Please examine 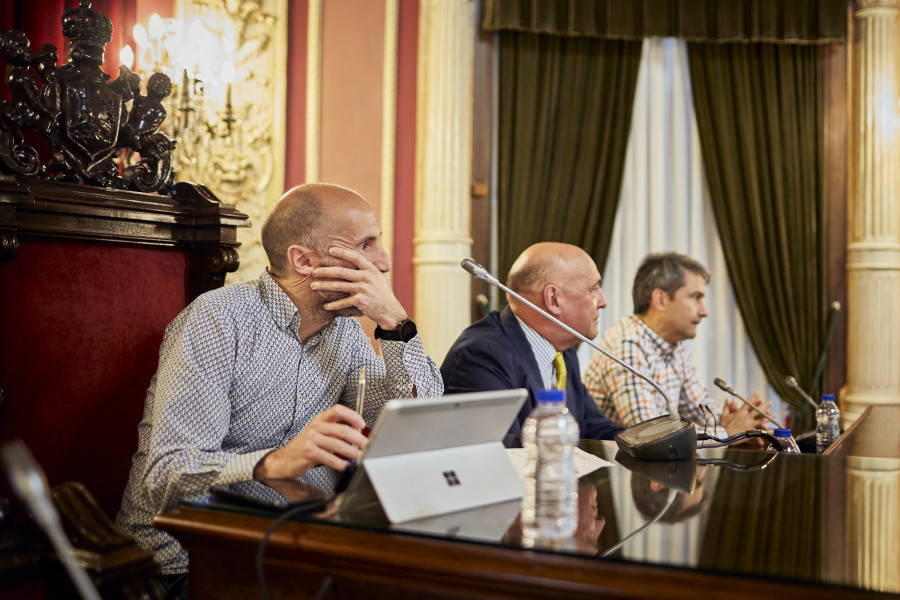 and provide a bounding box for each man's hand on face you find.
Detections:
[253,405,368,480]
[309,246,408,329]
